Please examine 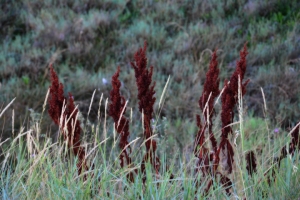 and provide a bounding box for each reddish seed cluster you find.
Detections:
[46,42,300,197]
[131,42,156,123]
[131,41,160,176]
[194,50,220,177]
[109,66,135,182]
[195,44,250,195]
[48,65,88,176]
[199,50,220,113]
[217,44,250,174]
[67,93,88,175]
[221,44,249,139]
[199,49,220,152]
[48,65,65,125]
